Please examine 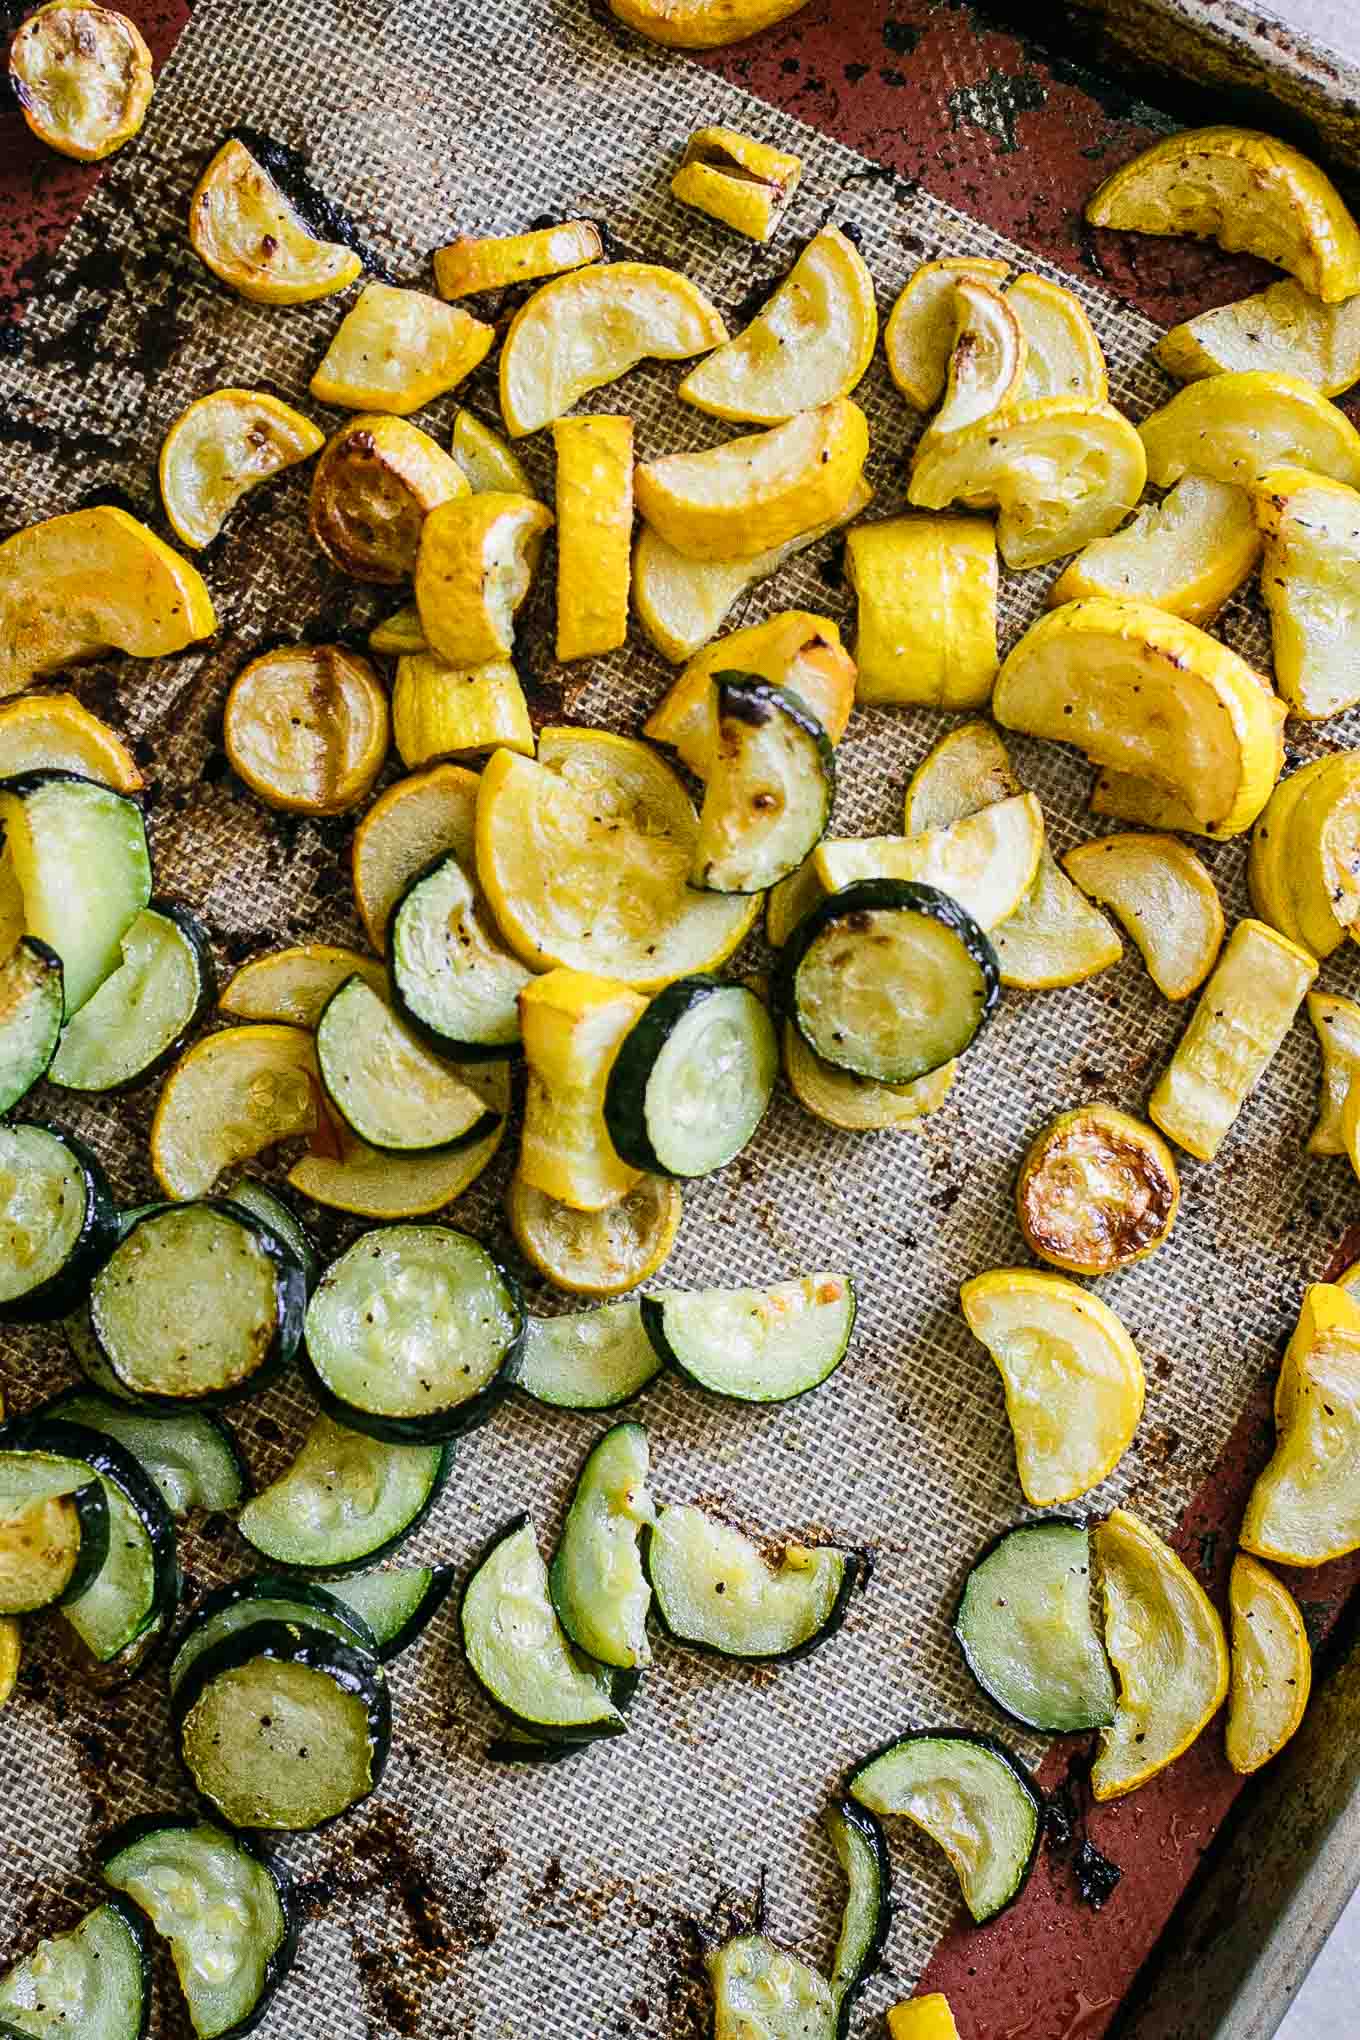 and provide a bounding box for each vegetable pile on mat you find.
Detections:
[5,4,1360,2032]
